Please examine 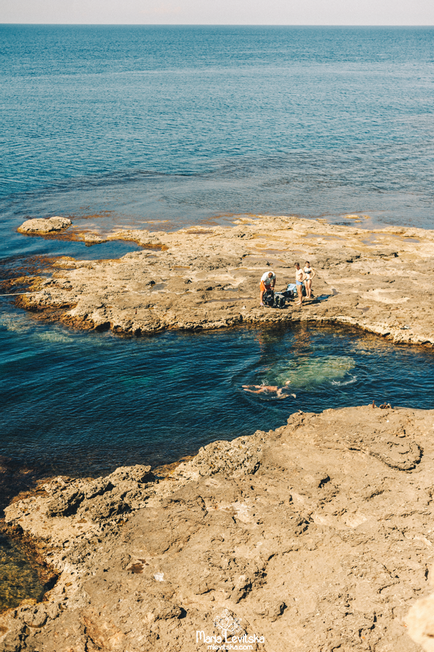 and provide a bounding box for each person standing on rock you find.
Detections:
[260,271,276,306]
[294,263,306,306]
[303,261,316,299]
